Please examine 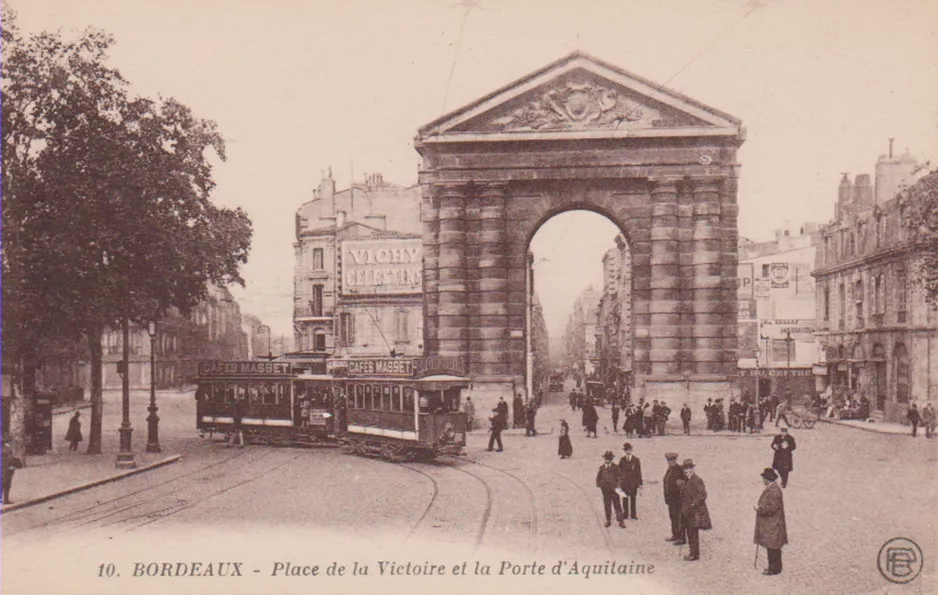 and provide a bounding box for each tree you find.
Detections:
[2,13,252,454]
[902,166,938,306]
